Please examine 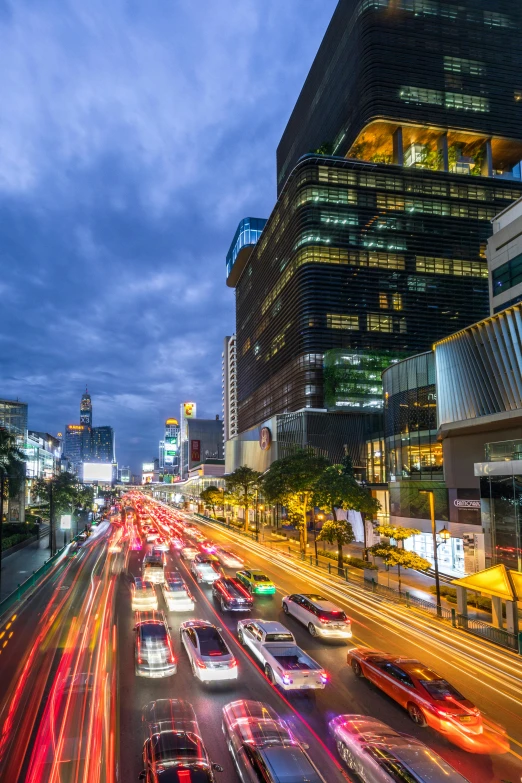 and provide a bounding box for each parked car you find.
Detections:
[282,593,352,639]
[131,578,158,612]
[237,619,328,691]
[222,699,327,782]
[329,714,471,782]
[191,554,221,584]
[180,619,238,684]
[347,648,490,751]
[162,572,195,612]
[134,611,176,678]
[236,569,275,595]
[212,577,253,612]
[141,698,223,782]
